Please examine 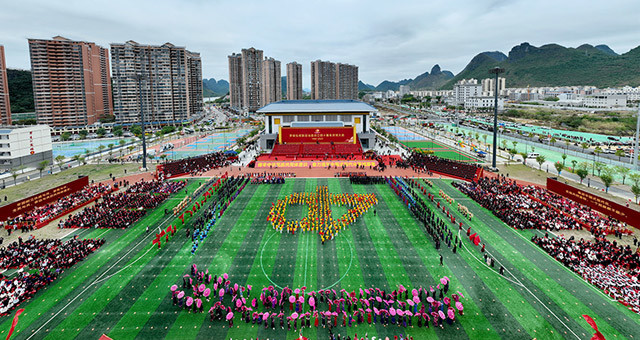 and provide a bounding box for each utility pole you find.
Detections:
[489,67,504,169]
[634,102,640,170]
[134,74,148,170]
